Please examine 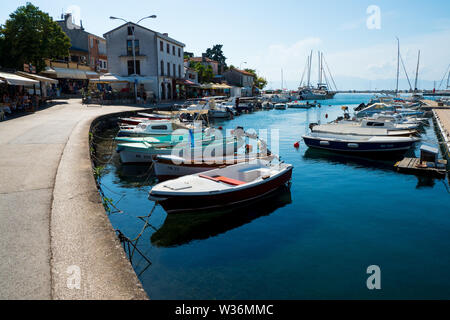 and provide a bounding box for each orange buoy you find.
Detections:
[294,141,300,148]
